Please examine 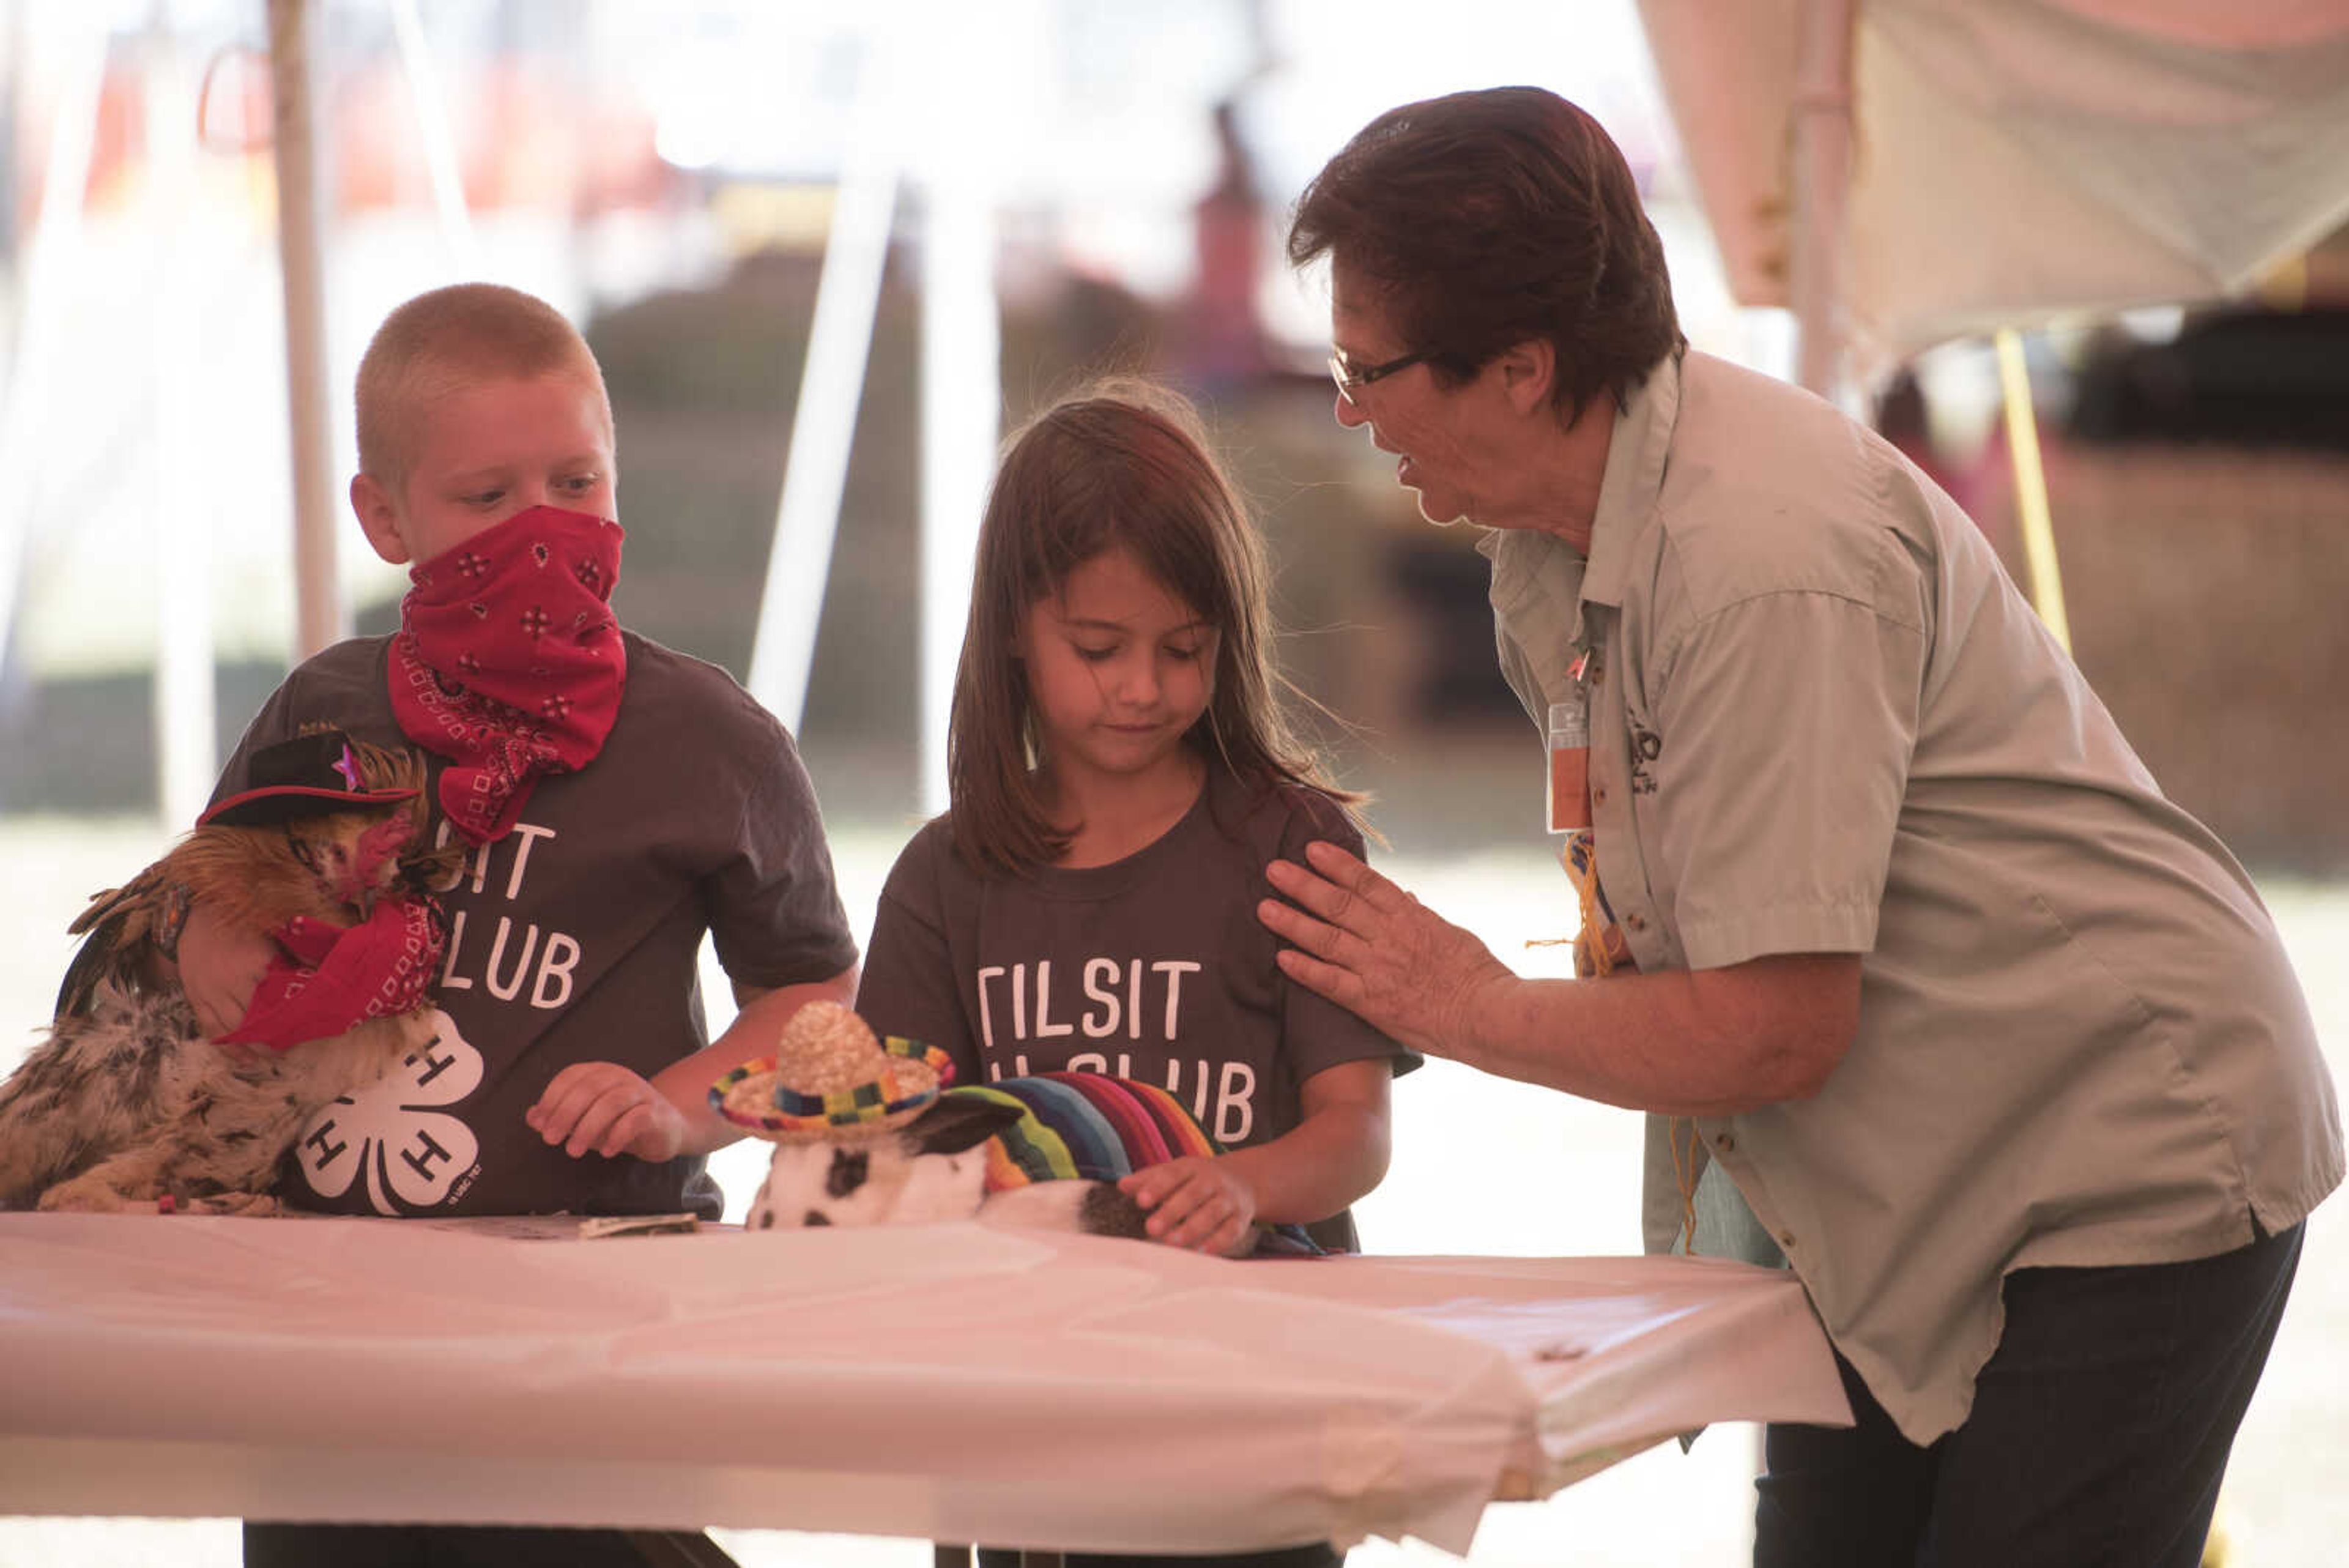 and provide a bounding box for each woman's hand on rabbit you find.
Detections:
[1261,839,1513,1060]
[1120,1156,1258,1257]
